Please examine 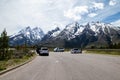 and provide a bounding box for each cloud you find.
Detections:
[0,0,120,35]
[109,0,117,6]
[64,2,105,21]
[92,2,104,10]
[0,0,76,35]
[64,6,88,21]
[111,19,120,26]
[88,13,97,17]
